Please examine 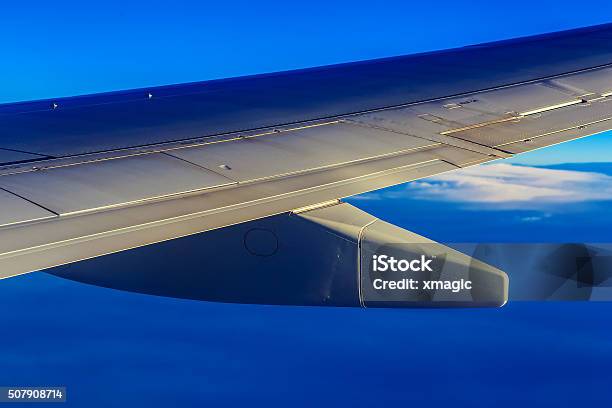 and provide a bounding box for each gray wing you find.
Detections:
[0,24,610,298]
